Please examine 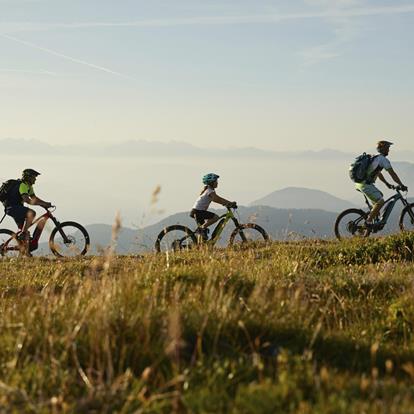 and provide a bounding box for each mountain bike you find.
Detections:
[155,206,269,252]
[334,186,414,240]
[0,206,90,257]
